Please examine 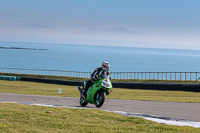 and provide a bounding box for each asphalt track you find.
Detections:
[1,92,200,122]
